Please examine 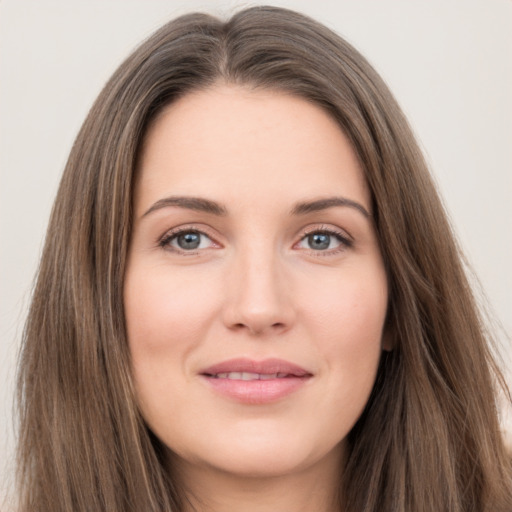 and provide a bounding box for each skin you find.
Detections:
[124,84,389,512]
